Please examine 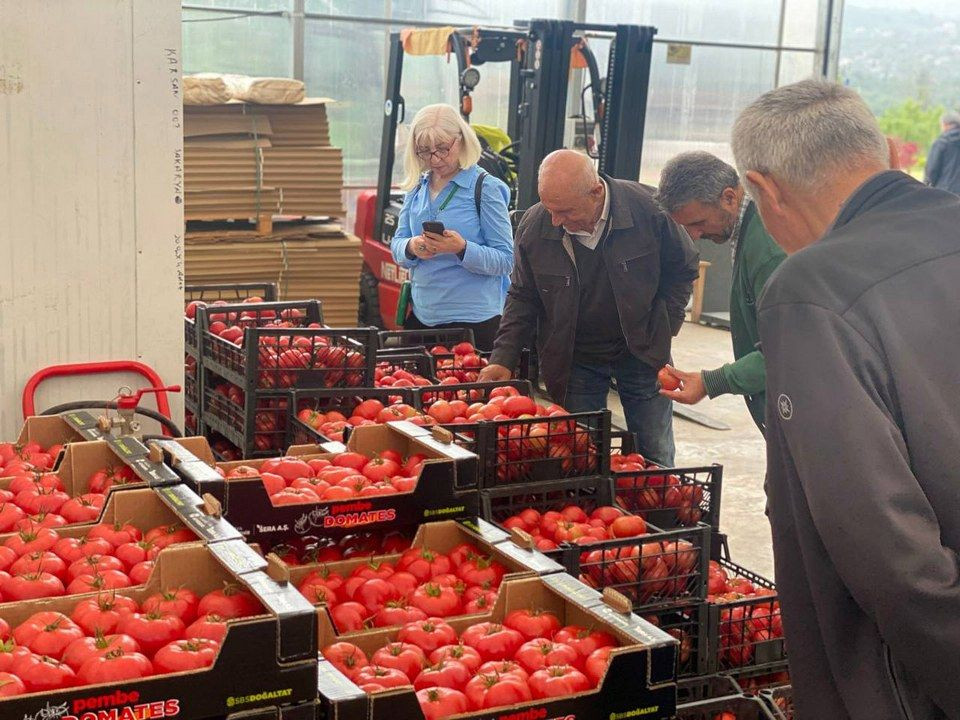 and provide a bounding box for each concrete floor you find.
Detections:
[606,321,775,580]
